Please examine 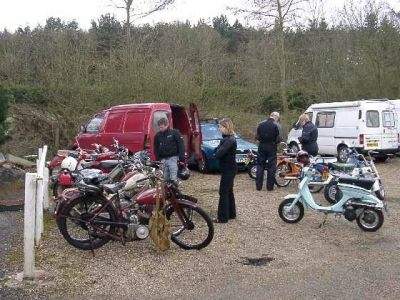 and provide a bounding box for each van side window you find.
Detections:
[366,110,379,128]
[86,115,104,133]
[104,112,125,133]
[316,112,335,128]
[124,111,145,132]
[152,110,169,132]
[382,110,395,127]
